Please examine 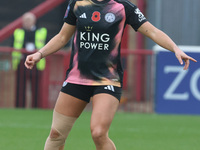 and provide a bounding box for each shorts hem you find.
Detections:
[60,88,90,103]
